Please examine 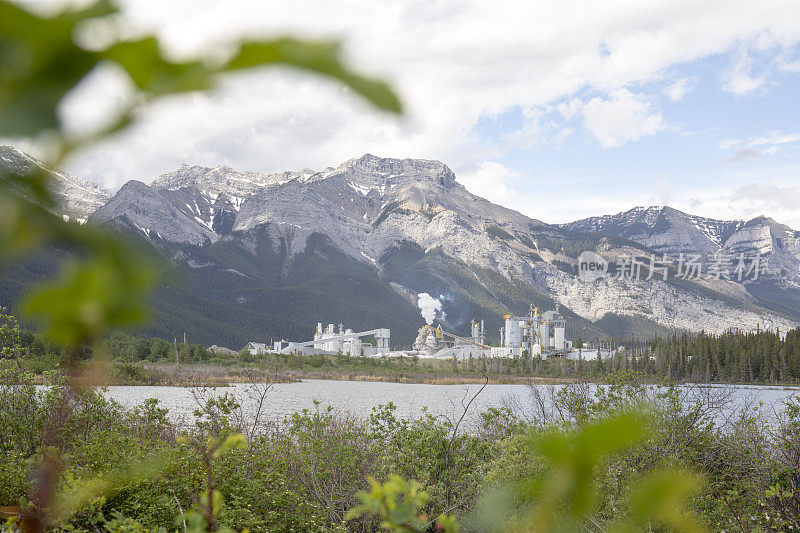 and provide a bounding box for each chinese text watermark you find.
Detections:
[577,251,763,282]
